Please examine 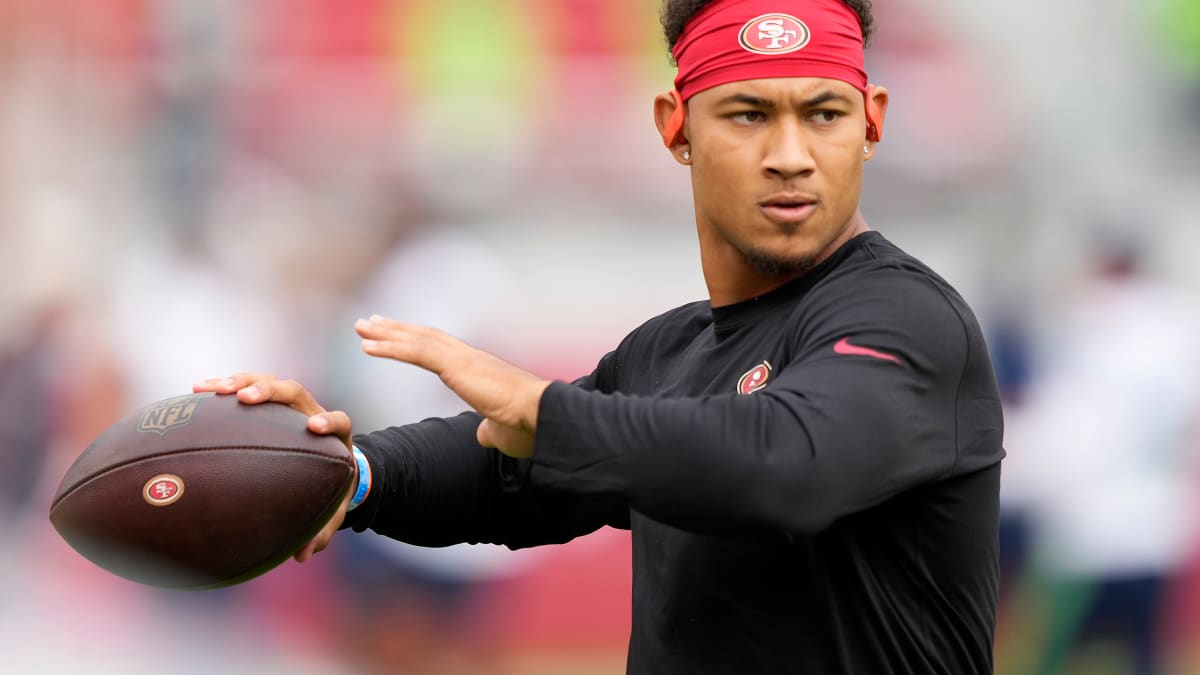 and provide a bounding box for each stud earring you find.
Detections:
[682,151,690,161]
[864,145,870,154]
